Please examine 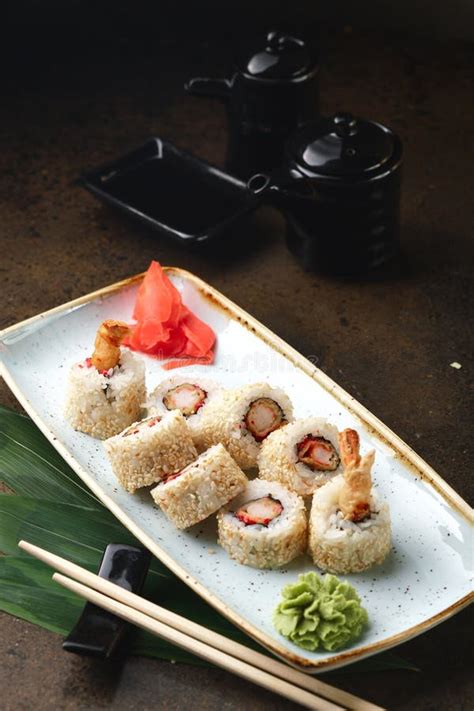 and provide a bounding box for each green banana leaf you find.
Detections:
[0,407,100,507]
[0,405,418,673]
